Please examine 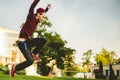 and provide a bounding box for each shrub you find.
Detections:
[96,73,106,79]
